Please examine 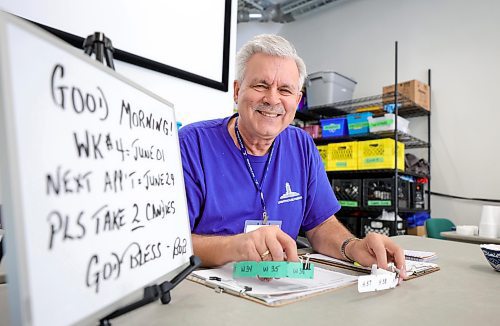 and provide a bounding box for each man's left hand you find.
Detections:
[347,232,407,281]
